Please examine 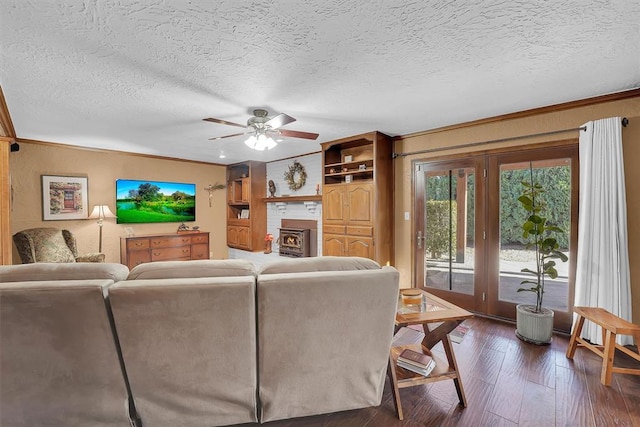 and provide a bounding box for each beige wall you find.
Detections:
[9,142,228,263]
[394,96,640,323]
